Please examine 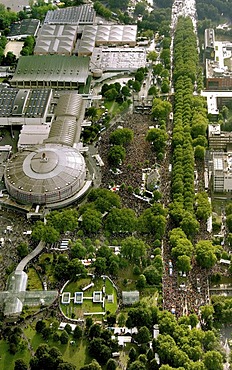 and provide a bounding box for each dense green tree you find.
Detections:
[121,236,146,262]
[57,363,76,370]
[151,98,172,121]
[109,128,133,146]
[81,209,102,234]
[47,209,78,233]
[14,359,28,370]
[94,257,107,275]
[146,128,168,153]
[136,274,146,289]
[195,192,212,221]
[203,350,223,370]
[176,255,191,272]
[108,145,126,167]
[73,325,82,340]
[70,241,86,259]
[68,258,86,280]
[194,145,205,160]
[126,306,152,328]
[136,326,151,344]
[106,359,117,370]
[60,330,69,345]
[104,88,118,101]
[148,85,158,96]
[171,237,193,259]
[17,242,29,258]
[143,265,162,285]
[132,80,141,92]
[200,305,214,327]
[153,63,163,76]
[180,212,199,239]
[89,324,101,340]
[161,80,170,93]
[42,225,60,244]
[93,1,112,19]
[128,360,146,370]
[80,359,101,370]
[195,241,217,269]
[87,188,121,213]
[31,3,56,21]
[105,208,137,234]
[147,50,158,62]
[35,320,46,334]
[226,214,232,232]
[135,70,145,83]
[138,208,166,238]
[41,327,52,340]
[129,347,137,362]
